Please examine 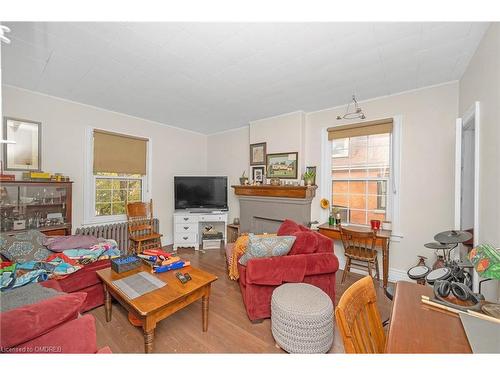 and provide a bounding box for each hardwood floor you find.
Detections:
[88,246,393,353]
